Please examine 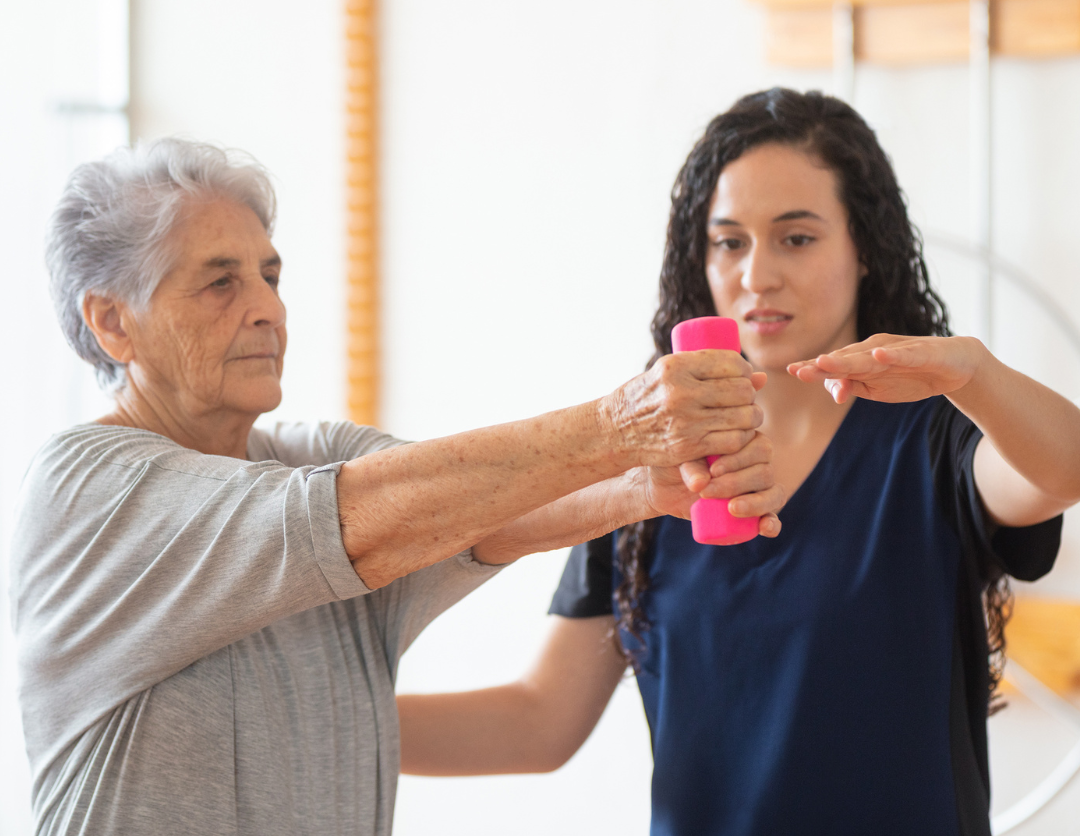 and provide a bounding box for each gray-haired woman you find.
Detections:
[10,138,783,836]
